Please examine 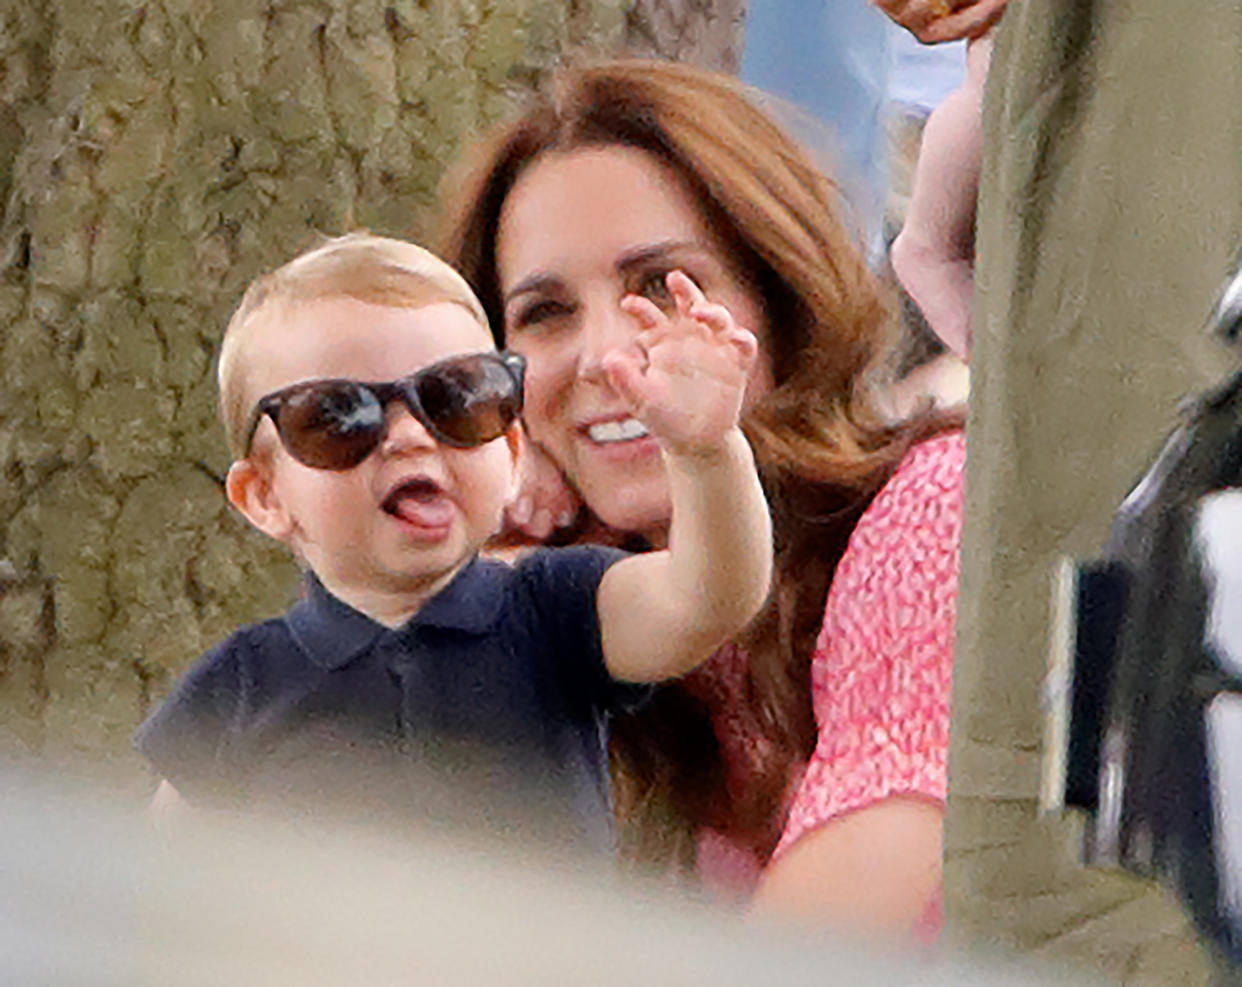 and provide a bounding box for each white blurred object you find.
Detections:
[1198,493,1242,928]
[1207,695,1242,927]
[1197,490,1242,677]
[0,766,1102,986]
